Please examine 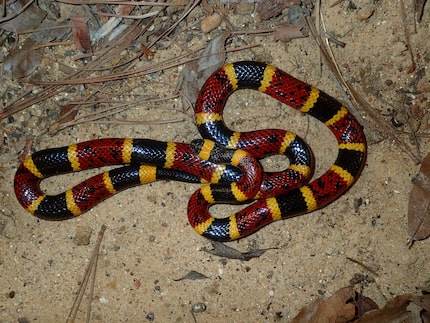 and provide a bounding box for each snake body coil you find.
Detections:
[14,61,366,241]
